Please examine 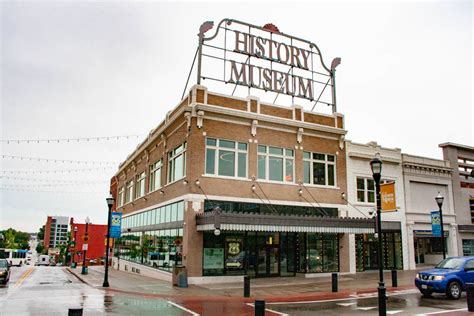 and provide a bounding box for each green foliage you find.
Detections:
[37,225,45,241]
[36,243,44,254]
[0,228,30,250]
